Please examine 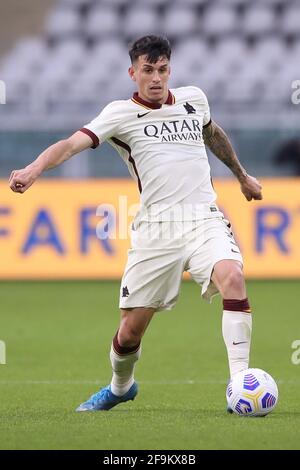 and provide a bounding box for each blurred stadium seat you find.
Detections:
[96,0,131,7]
[202,5,238,38]
[281,5,300,39]
[44,8,82,41]
[85,7,121,41]
[241,4,277,38]
[162,6,199,40]
[60,0,92,6]
[122,7,161,40]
